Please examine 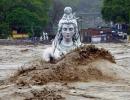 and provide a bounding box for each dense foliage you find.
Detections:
[101,0,130,23]
[0,0,51,38]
